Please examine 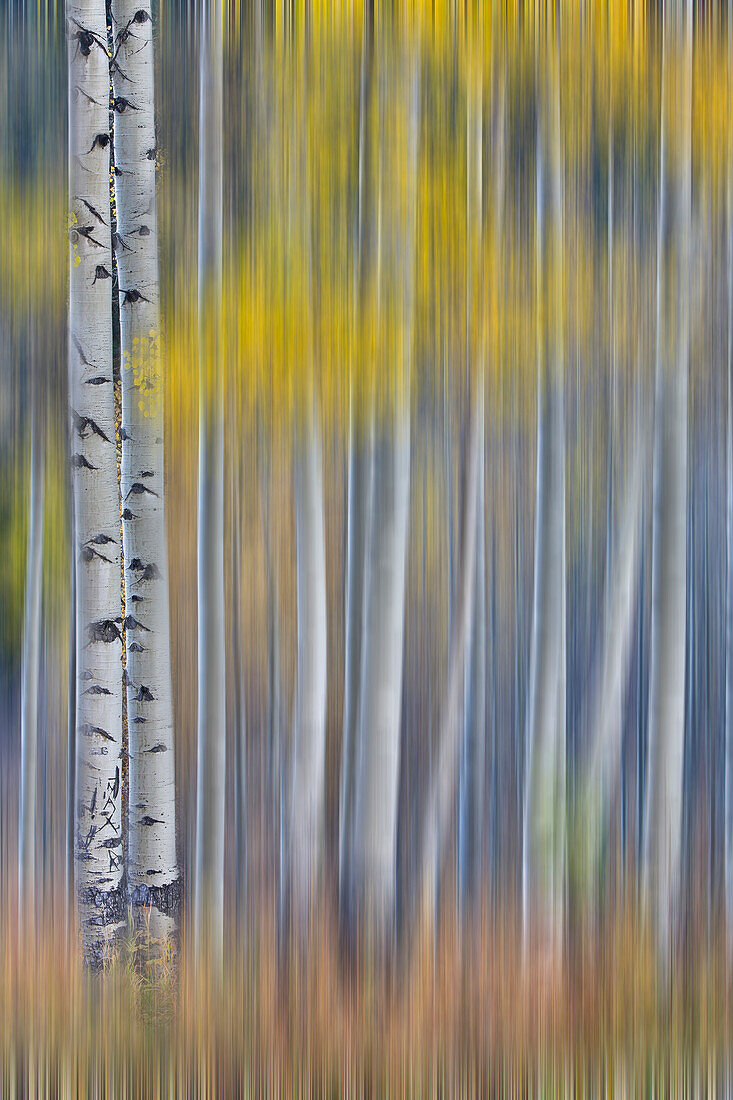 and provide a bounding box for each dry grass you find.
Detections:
[3,889,733,1095]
